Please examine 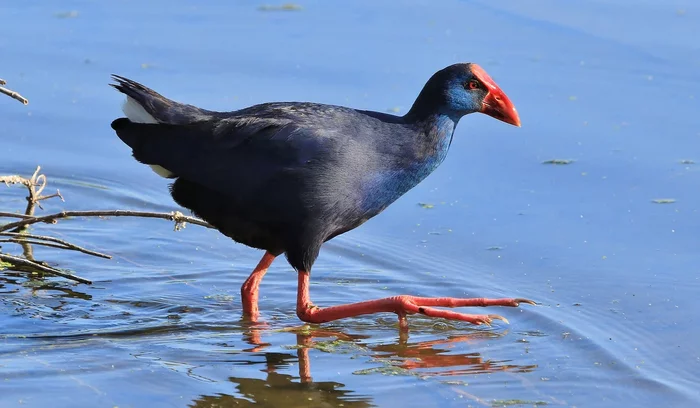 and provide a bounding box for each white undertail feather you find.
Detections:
[122,96,175,178]
[147,164,175,178]
[122,96,158,124]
